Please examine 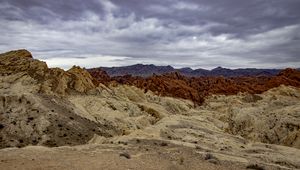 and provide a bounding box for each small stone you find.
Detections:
[119,152,131,159]
[160,142,168,146]
[246,164,265,170]
[204,153,214,160]
[208,159,219,164]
